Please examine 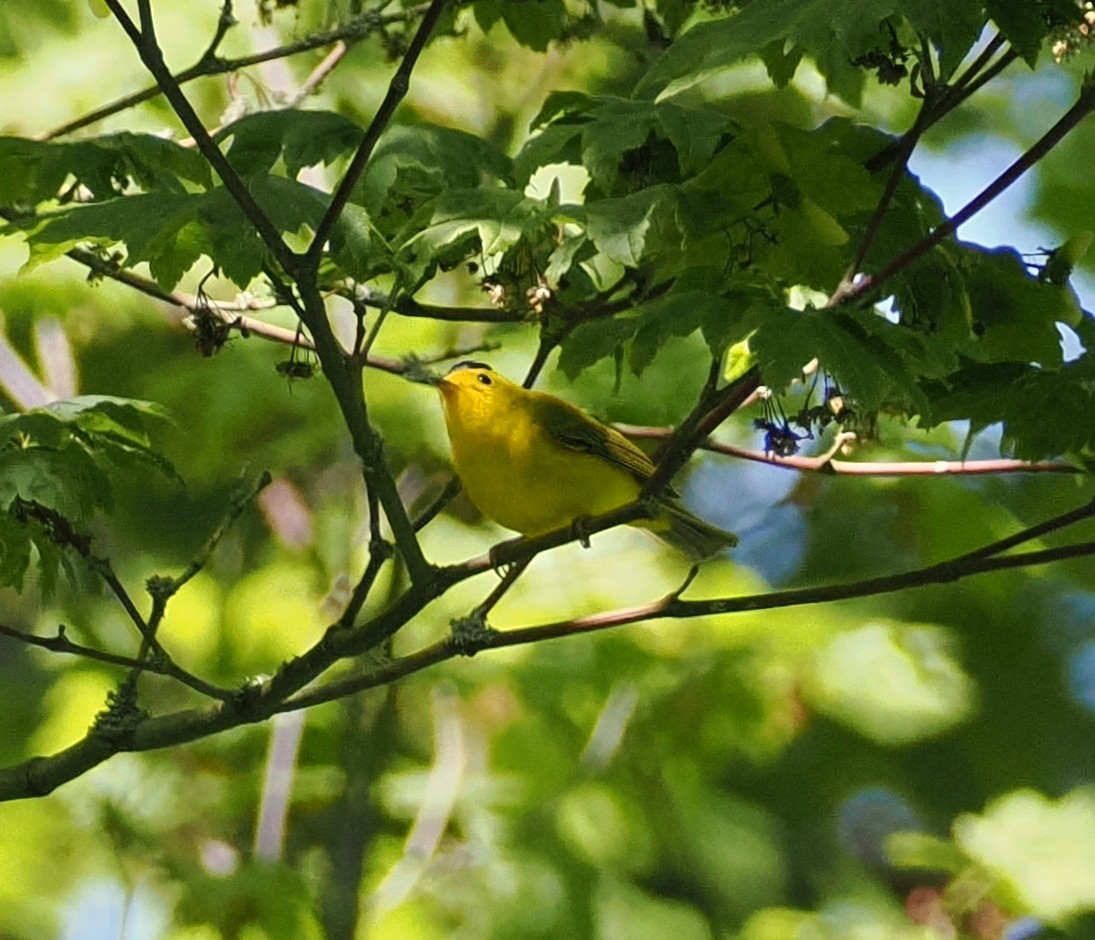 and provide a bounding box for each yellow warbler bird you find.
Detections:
[433,361,736,559]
